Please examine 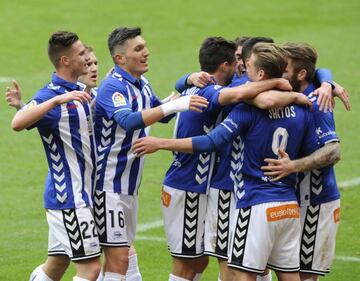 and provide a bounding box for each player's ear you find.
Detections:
[59,55,70,66]
[113,53,126,65]
[297,69,307,81]
[258,69,265,80]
